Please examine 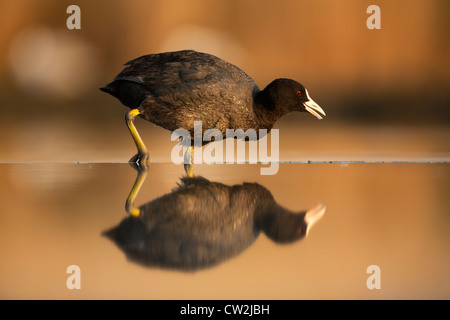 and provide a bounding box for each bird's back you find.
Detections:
[101,50,260,133]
